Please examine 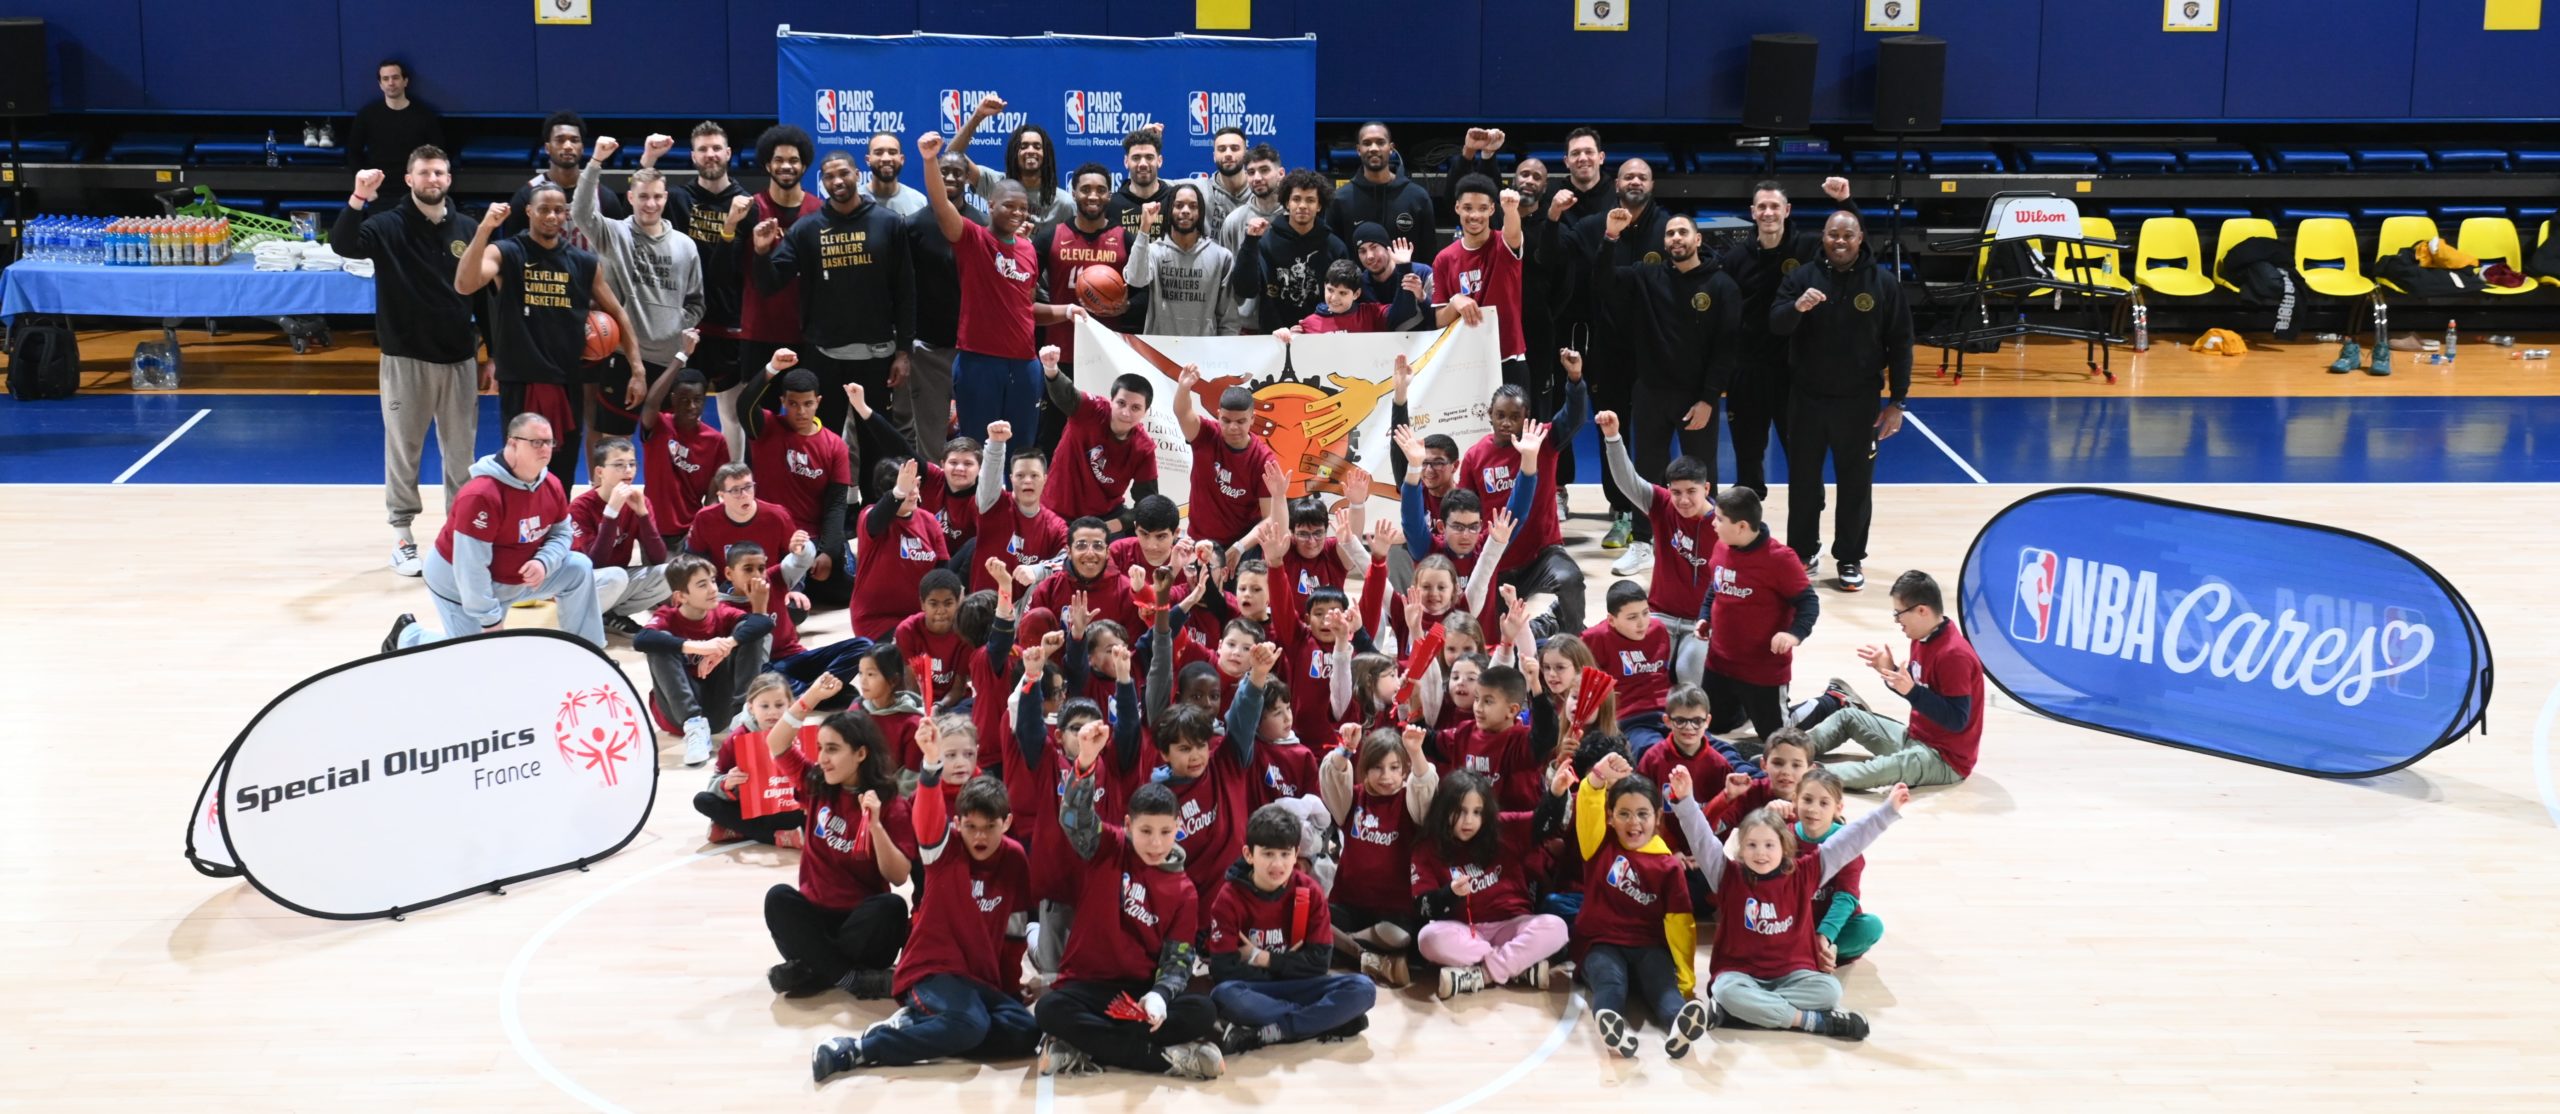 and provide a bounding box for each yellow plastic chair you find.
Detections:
[2048,217,2134,293]
[2371,215,2441,293]
[2543,221,2557,289]
[2134,217,2214,297]
[2294,218,2377,298]
[2212,218,2278,292]
[2455,217,2532,296]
